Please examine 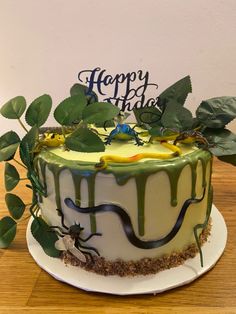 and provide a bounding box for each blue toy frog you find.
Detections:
[105,123,143,146]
